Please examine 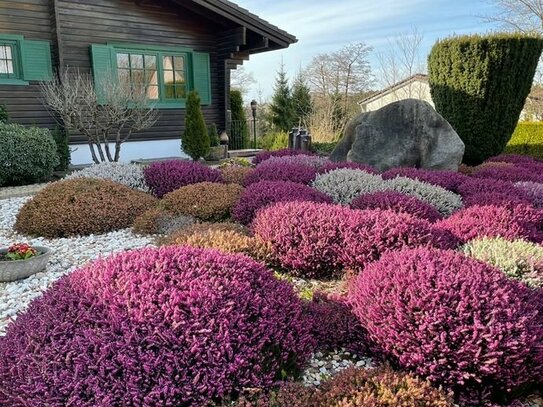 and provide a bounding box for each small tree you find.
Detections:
[183,90,209,160]
[230,89,249,148]
[0,104,8,123]
[270,63,295,132]
[428,33,543,164]
[208,123,220,147]
[41,68,159,163]
[292,72,313,126]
